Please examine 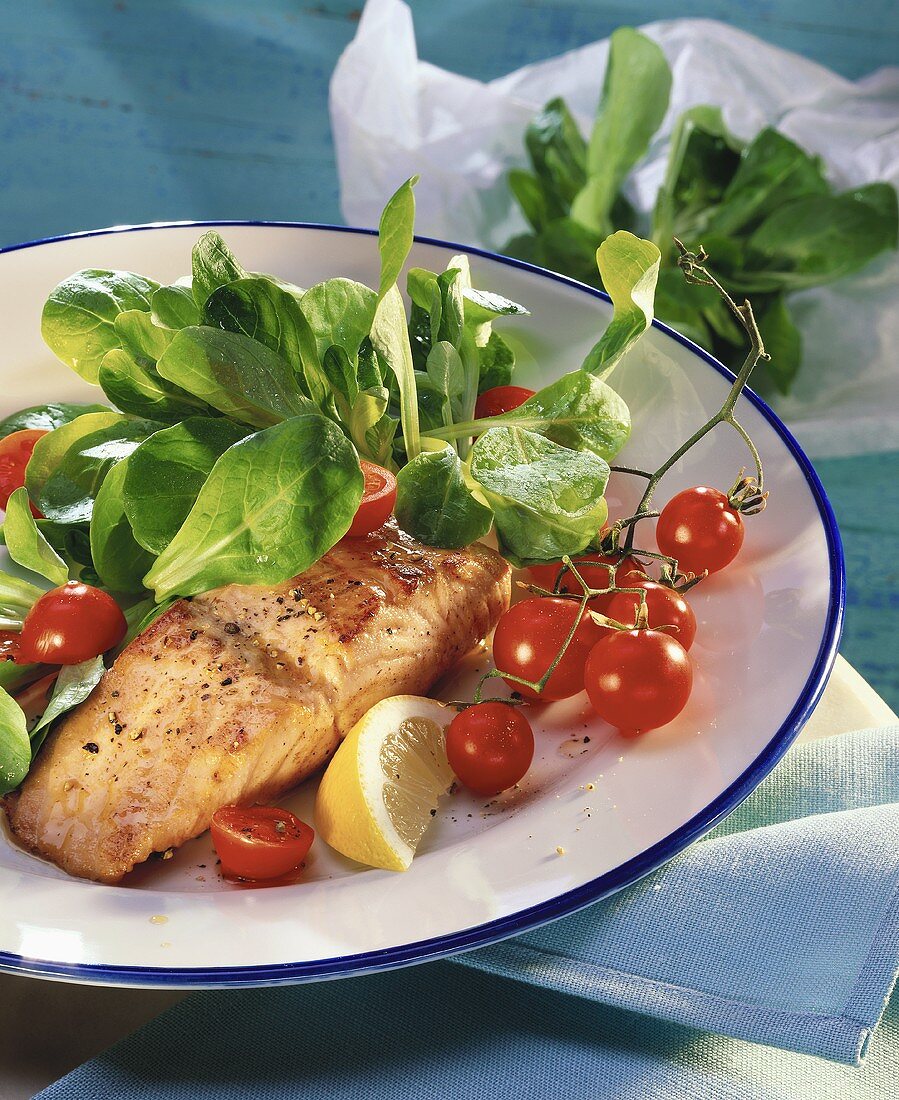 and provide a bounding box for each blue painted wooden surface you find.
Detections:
[0,0,896,708]
[815,453,899,710]
[1,0,898,250]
